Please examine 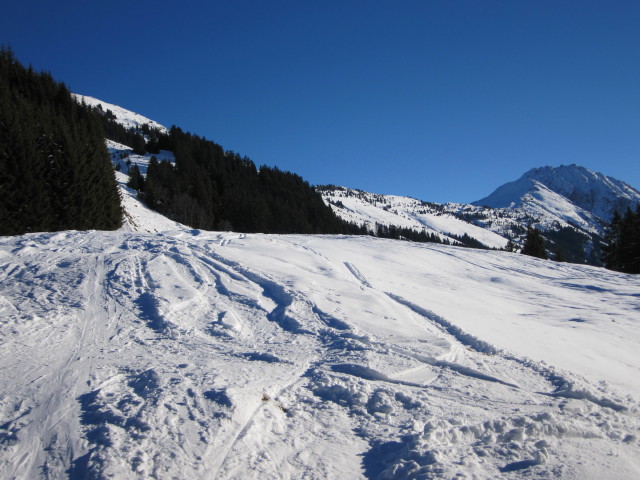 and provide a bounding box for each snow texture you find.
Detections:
[1,178,639,479]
